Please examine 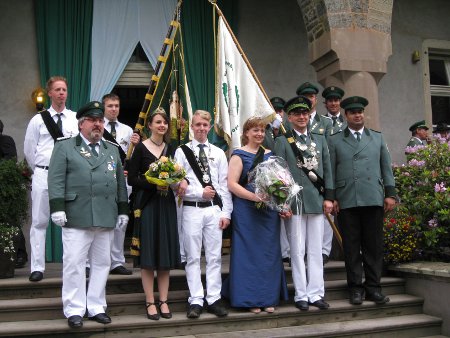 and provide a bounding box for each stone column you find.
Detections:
[298,0,394,130]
